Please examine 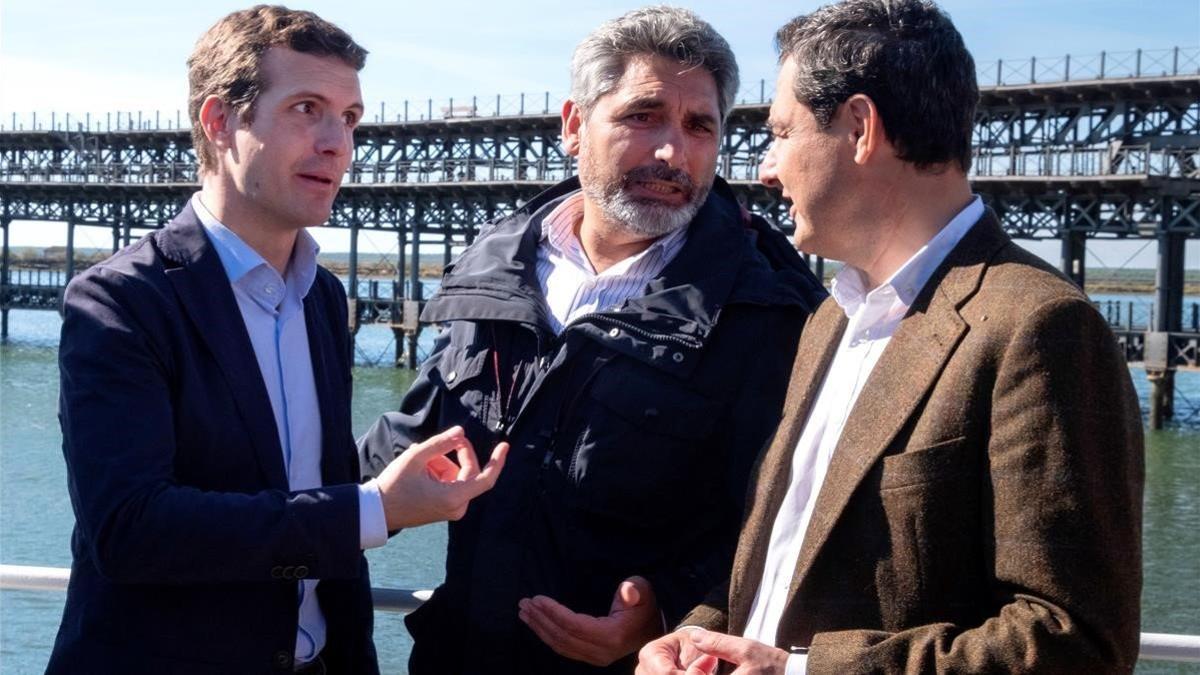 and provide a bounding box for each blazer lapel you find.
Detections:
[159,206,290,491]
[306,283,351,485]
[727,299,846,632]
[781,212,1007,608]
